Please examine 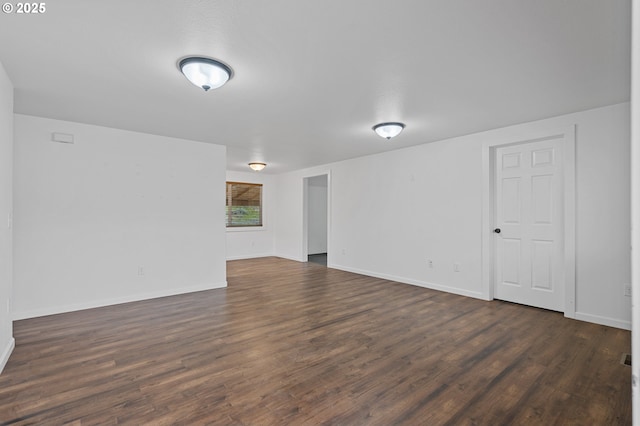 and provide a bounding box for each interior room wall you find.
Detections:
[307,175,328,255]
[0,61,14,373]
[225,170,276,260]
[275,102,631,329]
[12,114,227,320]
[631,4,639,417]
